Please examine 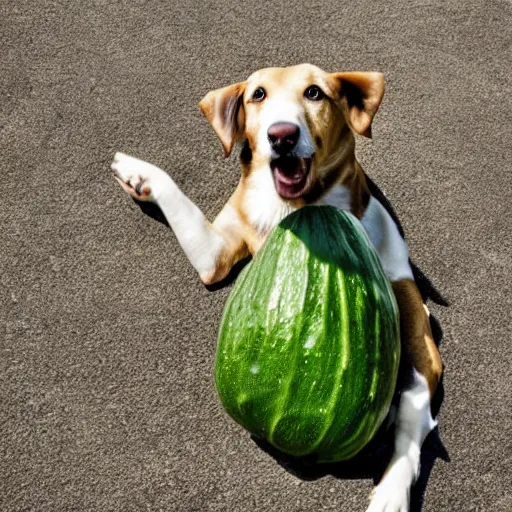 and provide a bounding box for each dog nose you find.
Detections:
[267,122,300,155]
